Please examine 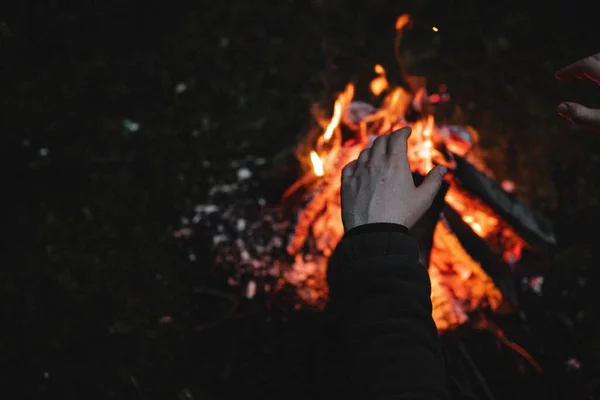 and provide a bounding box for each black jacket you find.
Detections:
[327,223,449,400]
